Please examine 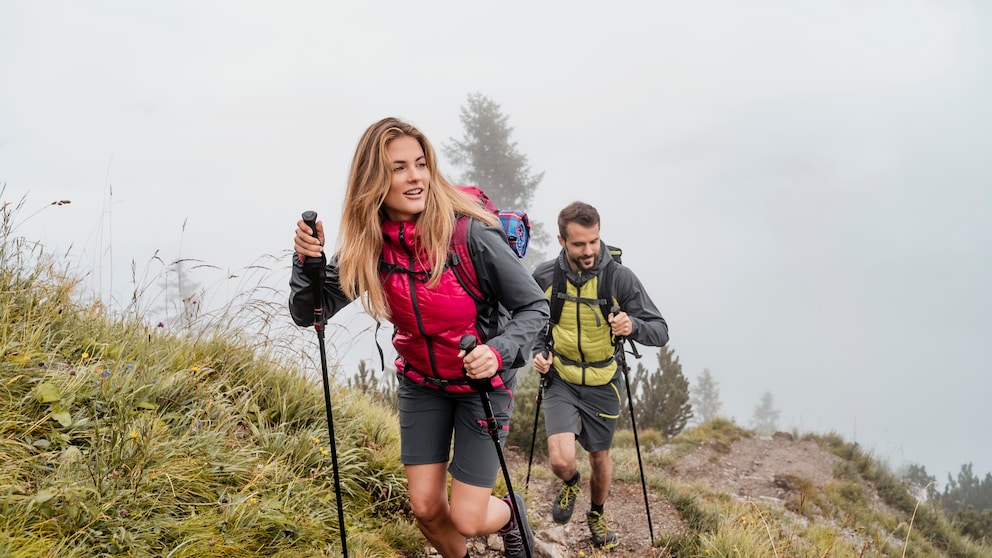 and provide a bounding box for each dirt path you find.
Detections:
[424,432,841,557]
